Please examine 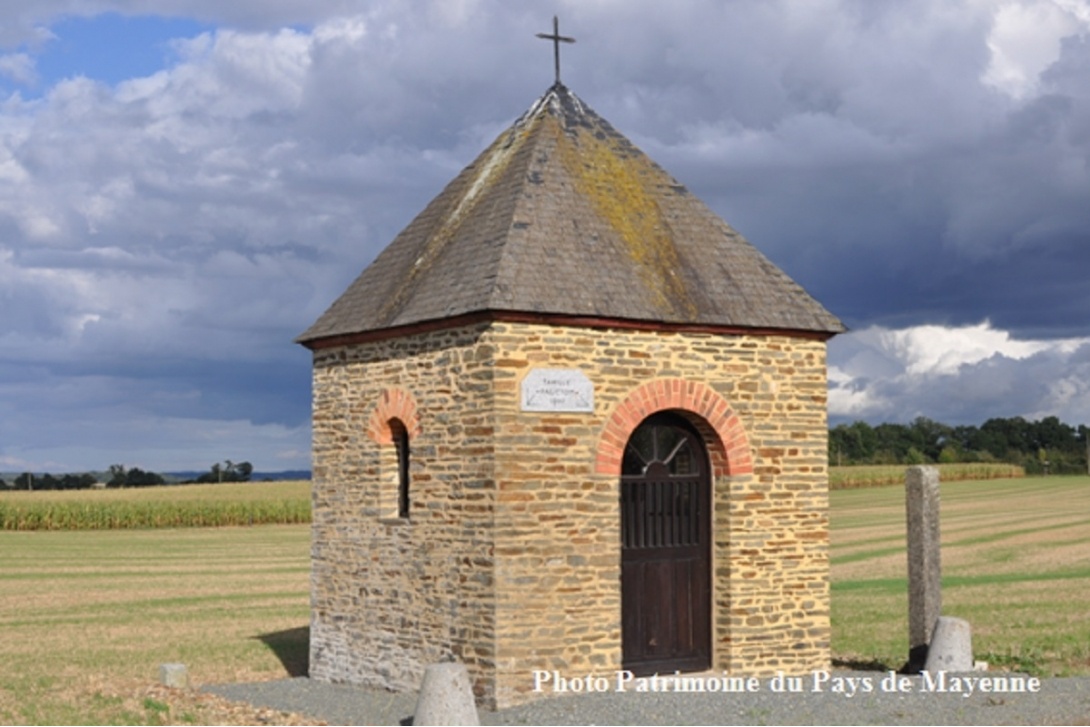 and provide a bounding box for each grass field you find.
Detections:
[0,525,311,724]
[0,475,1087,723]
[832,475,1090,675]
